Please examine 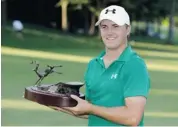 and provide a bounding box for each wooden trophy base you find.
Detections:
[24,82,85,107]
